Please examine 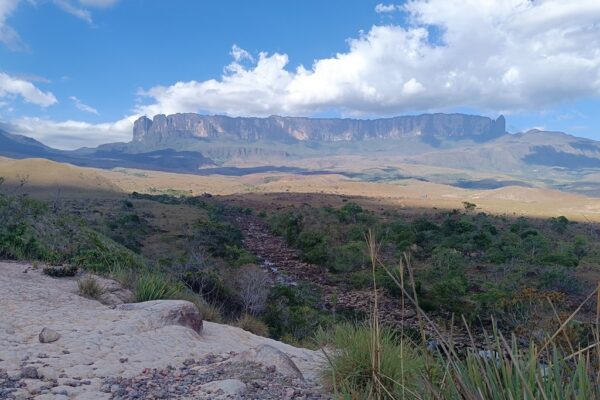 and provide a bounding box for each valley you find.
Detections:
[2,113,600,399]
